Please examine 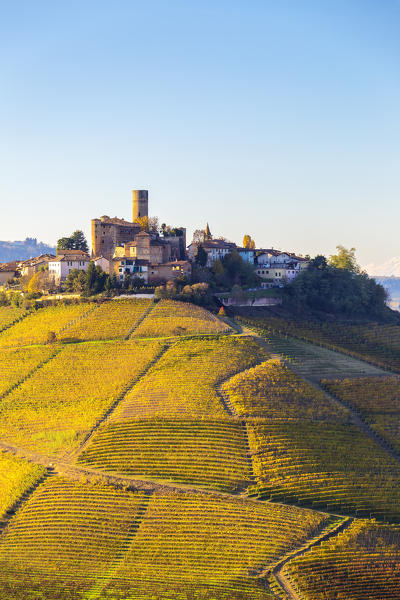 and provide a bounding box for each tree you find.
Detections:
[46,331,57,344]
[57,230,88,253]
[104,275,111,295]
[136,216,159,233]
[27,272,42,294]
[243,235,256,249]
[192,229,206,244]
[84,262,97,296]
[83,263,107,296]
[285,254,388,317]
[70,230,89,252]
[310,255,328,270]
[195,244,208,267]
[210,250,257,290]
[328,246,360,273]
[161,224,184,237]
[66,269,85,293]
[57,237,74,251]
